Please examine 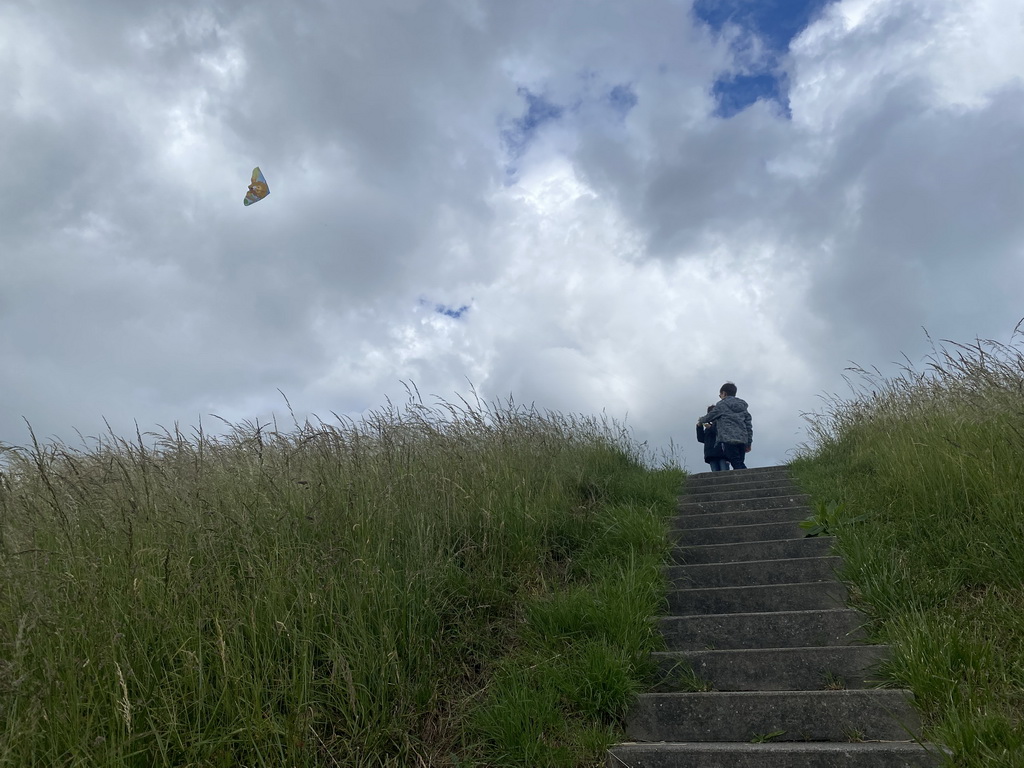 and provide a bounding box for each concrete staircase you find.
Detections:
[607,466,945,767]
